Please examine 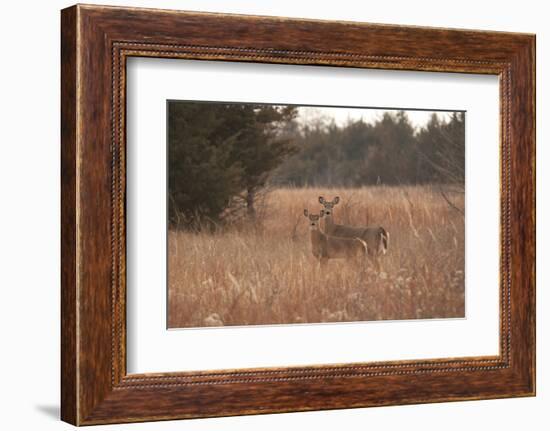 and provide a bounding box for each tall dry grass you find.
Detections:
[168,186,464,328]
